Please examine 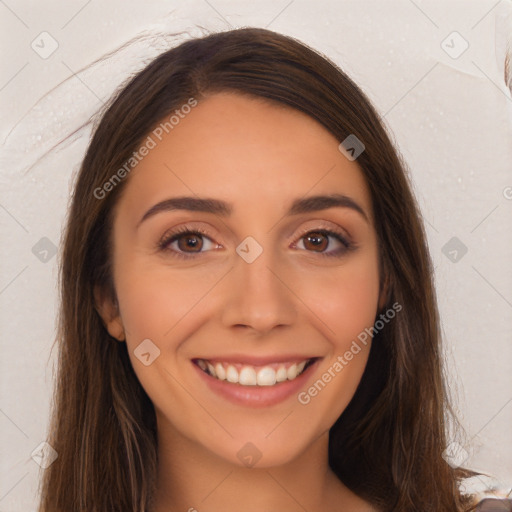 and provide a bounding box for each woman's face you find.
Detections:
[100,92,384,468]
